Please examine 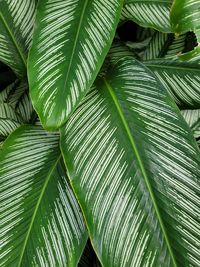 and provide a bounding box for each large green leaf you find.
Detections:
[28,0,123,130]
[0,0,36,77]
[0,126,87,266]
[61,59,200,266]
[122,0,172,32]
[145,60,200,108]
